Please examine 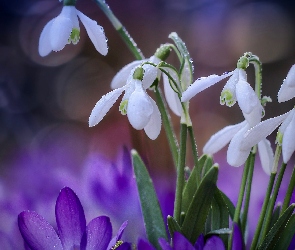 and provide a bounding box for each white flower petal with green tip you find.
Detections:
[278,80,295,103]
[282,111,295,163]
[181,71,233,102]
[144,97,162,140]
[220,70,238,107]
[227,125,251,167]
[163,74,182,116]
[240,110,291,150]
[76,10,108,56]
[127,81,153,130]
[111,61,143,89]
[50,14,73,52]
[89,86,125,127]
[203,121,246,155]
[39,19,54,57]
[258,139,274,175]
